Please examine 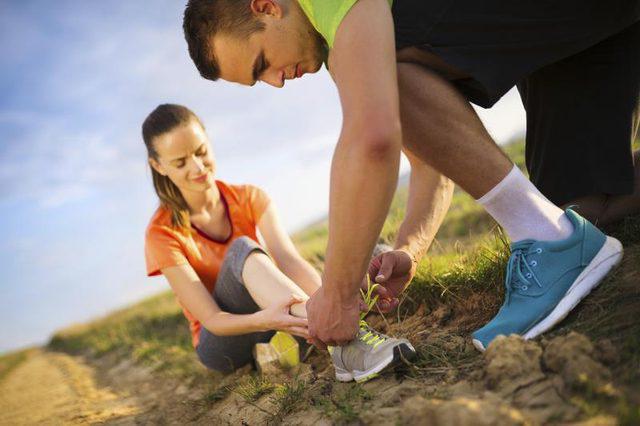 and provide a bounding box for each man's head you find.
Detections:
[183,0,327,87]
